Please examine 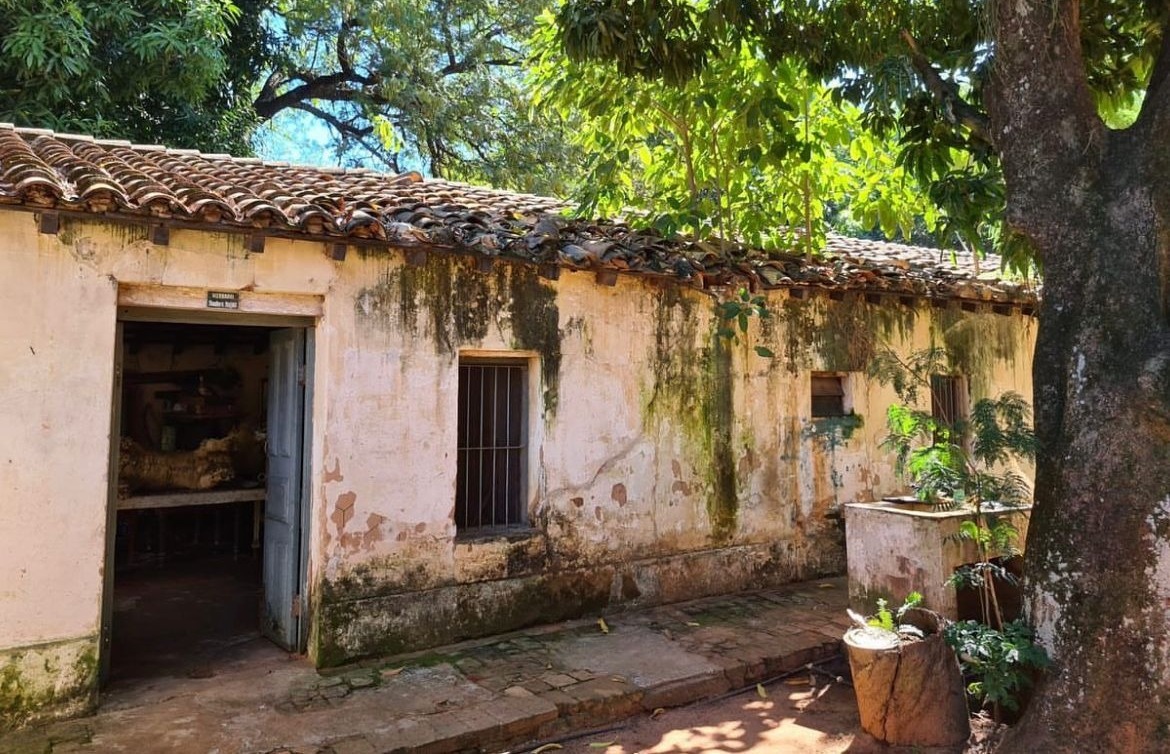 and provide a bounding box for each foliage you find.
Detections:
[869,347,1036,511]
[0,0,582,191]
[258,0,582,190]
[0,0,271,154]
[530,14,939,254]
[873,345,1046,715]
[944,618,1050,714]
[549,1,1161,271]
[871,345,1035,619]
[867,591,923,633]
[715,288,773,358]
